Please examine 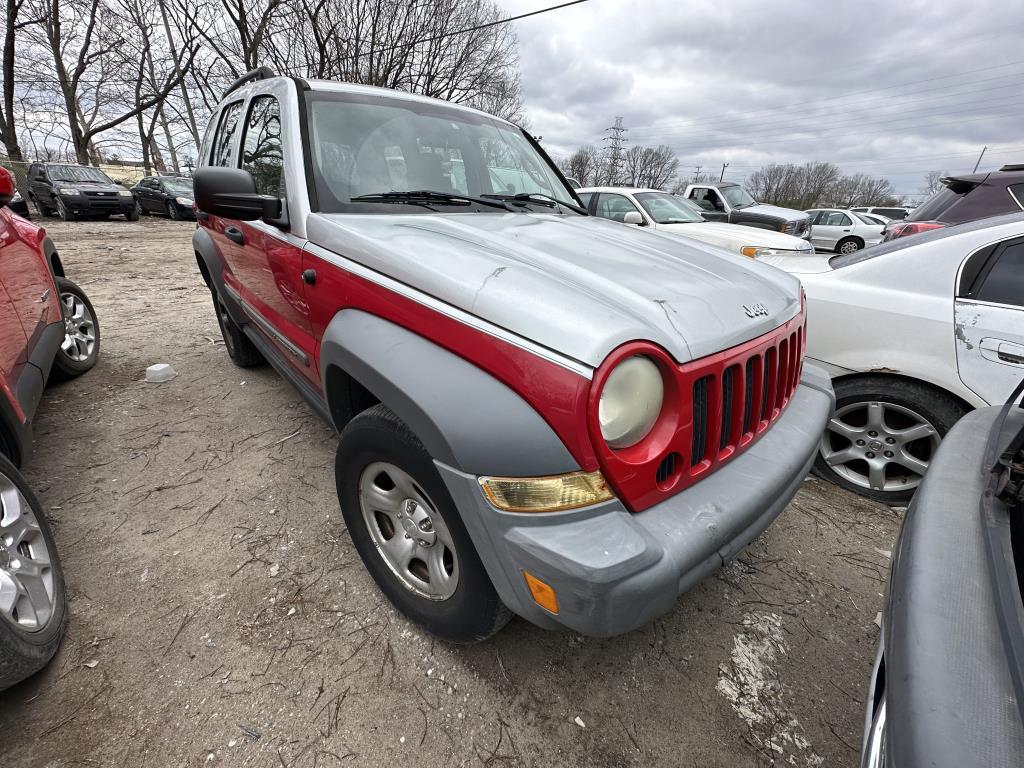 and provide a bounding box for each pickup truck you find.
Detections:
[681,182,811,239]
